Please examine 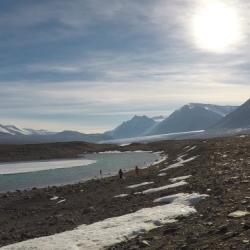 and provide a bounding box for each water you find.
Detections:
[0,151,161,192]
